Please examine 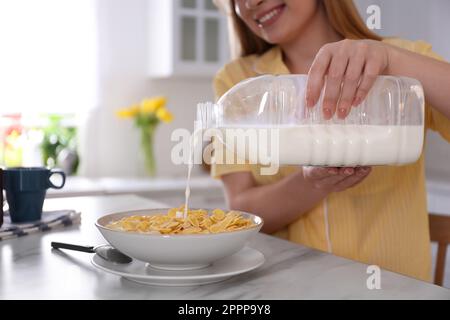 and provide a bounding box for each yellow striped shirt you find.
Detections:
[211,38,450,282]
